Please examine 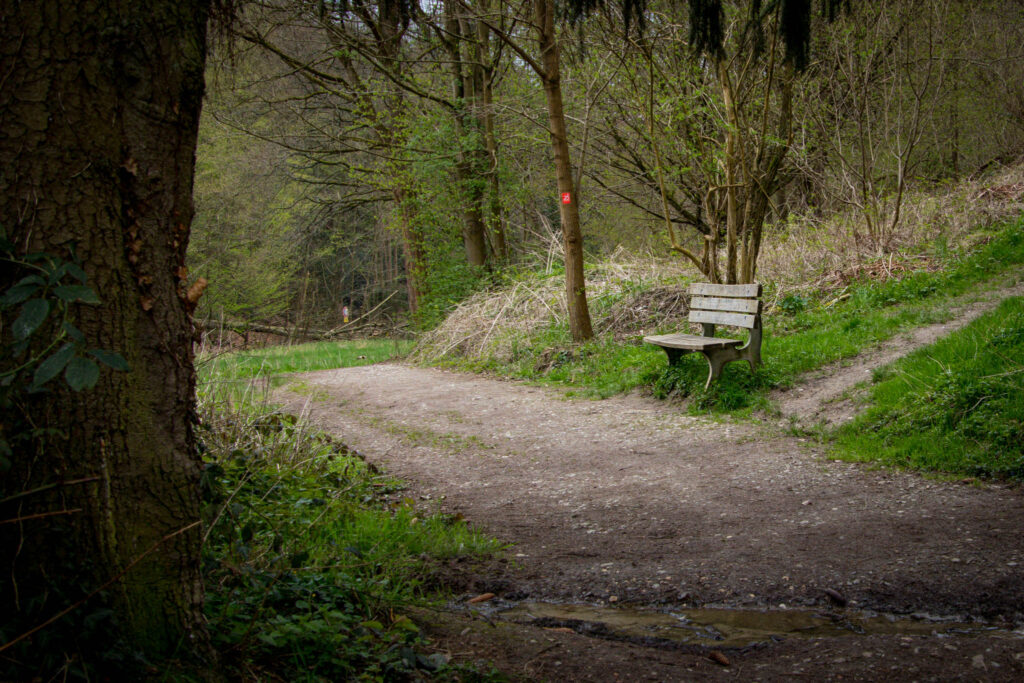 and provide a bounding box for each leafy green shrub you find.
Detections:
[0,236,129,464]
[416,257,490,331]
[779,293,809,314]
